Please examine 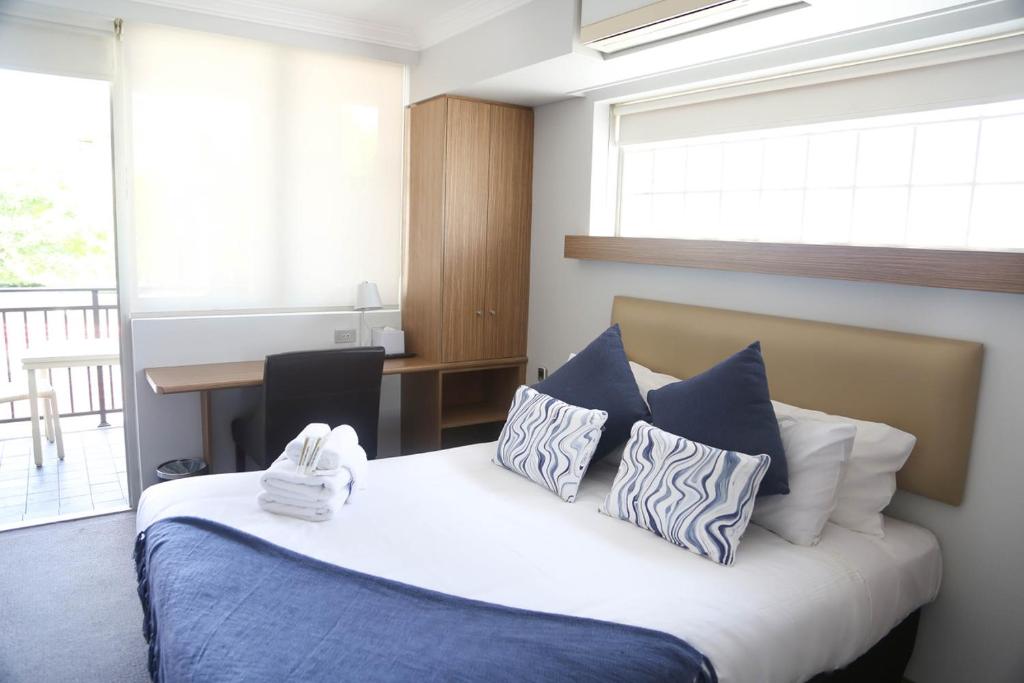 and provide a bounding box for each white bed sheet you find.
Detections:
[137,441,941,683]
